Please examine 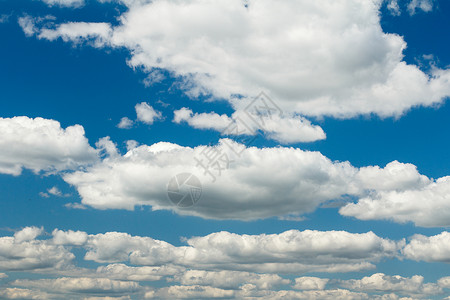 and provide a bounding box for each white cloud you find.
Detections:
[52,229,88,246]
[149,285,234,299]
[41,0,85,8]
[0,227,74,271]
[402,232,450,263]
[173,107,326,144]
[48,186,63,196]
[18,16,38,37]
[135,102,162,125]
[339,273,441,296]
[23,0,450,118]
[38,21,112,46]
[340,176,450,227]
[407,0,435,15]
[242,288,370,300]
[356,160,431,192]
[65,202,88,210]
[82,229,400,274]
[63,138,359,217]
[13,277,140,294]
[293,277,329,290]
[4,228,450,300]
[0,273,7,279]
[438,276,450,288]
[63,138,435,221]
[172,270,289,290]
[386,0,401,16]
[148,285,370,300]
[83,297,131,300]
[40,186,70,198]
[0,287,50,300]
[0,116,98,176]
[173,107,233,131]
[96,136,119,158]
[96,264,182,282]
[14,227,43,243]
[125,140,139,151]
[117,117,133,129]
